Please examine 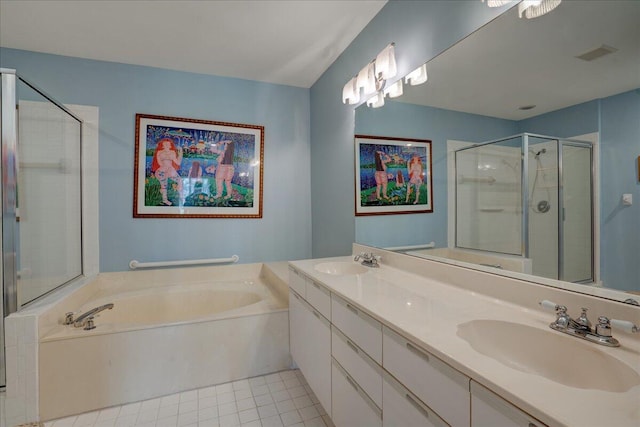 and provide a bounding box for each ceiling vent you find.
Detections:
[576,45,618,62]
